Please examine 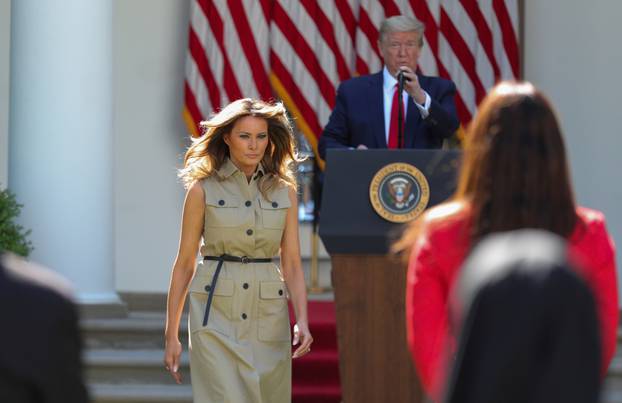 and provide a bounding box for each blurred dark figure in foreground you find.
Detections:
[444,230,601,403]
[0,252,89,403]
